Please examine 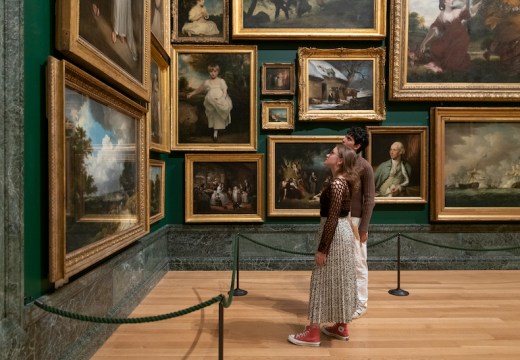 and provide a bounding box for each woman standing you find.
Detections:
[288,143,359,347]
